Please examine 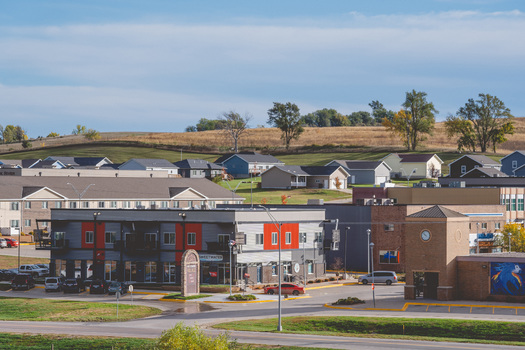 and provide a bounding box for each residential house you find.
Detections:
[30,160,67,169]
[174,159,224,179]
[44,156,113,169]
[448,155,501,178]
[382,153,443,179]
[119,158,179,176]
[215,152,284,178]
[42,208,328,285]
[460,167,507,178]
[325,160,391,185]
[500,151,525,176]
[261,165,349,189]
